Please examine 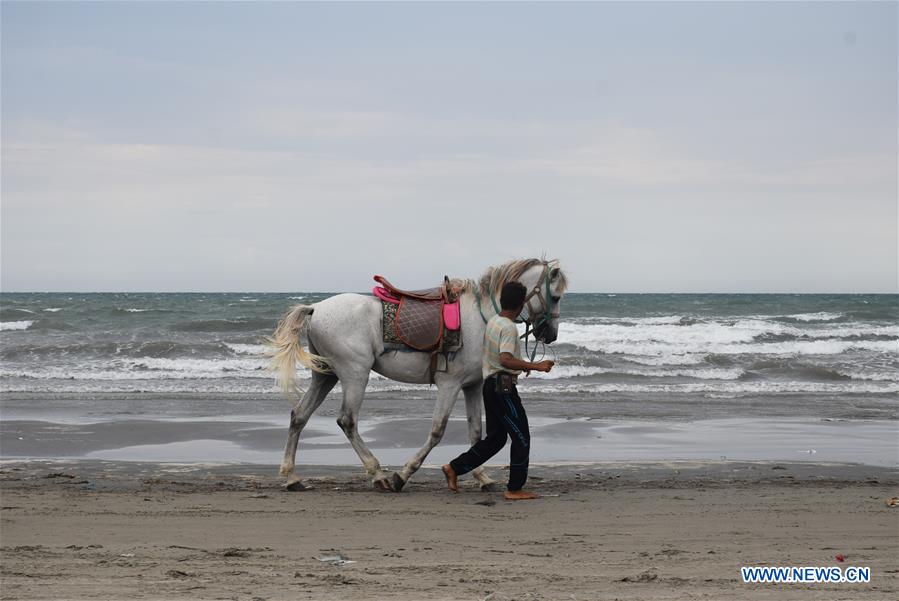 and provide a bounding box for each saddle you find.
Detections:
[373,275,462,383]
